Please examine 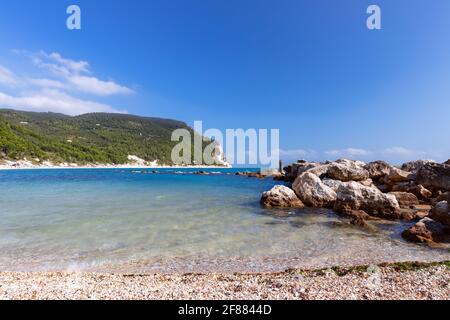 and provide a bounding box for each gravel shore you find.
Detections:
[0,262,448,300]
